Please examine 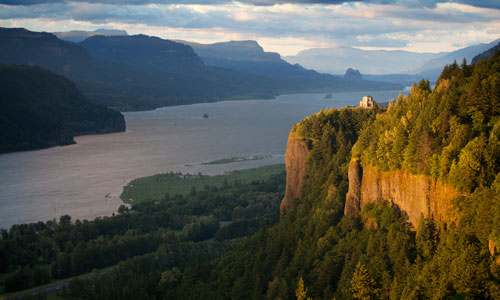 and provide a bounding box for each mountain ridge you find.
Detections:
[53,28,128,43]
[0,27,403,111]
[285,39,500,82]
